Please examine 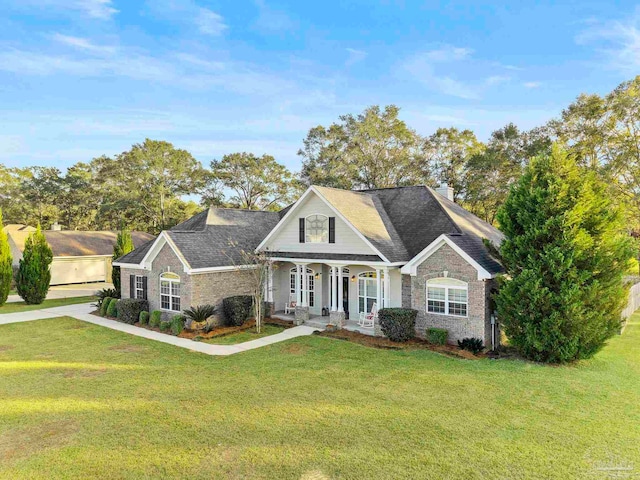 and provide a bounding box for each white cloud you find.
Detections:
[345,48,367,66]
[485,75,510,86]
[401,47,479,100]
[523,81,541,89]
[576,10,640,71]
[253,0,295,33]
[195,8,228,36]
[52,34,116,54]
[24,0,119,19]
